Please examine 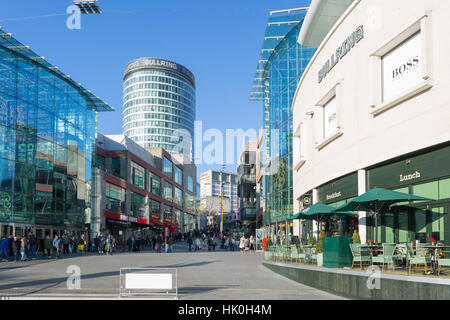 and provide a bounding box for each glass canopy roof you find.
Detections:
[250,8,307,101]
[0,26,113,112]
